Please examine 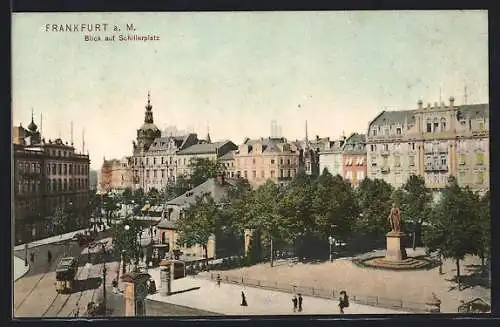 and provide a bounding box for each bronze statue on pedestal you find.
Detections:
[388,203,402,233]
